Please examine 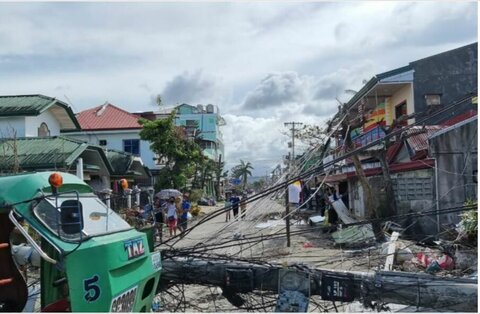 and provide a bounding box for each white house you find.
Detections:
[62,102,160,176]
[0,94,80,138]
[0,95,151,192]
